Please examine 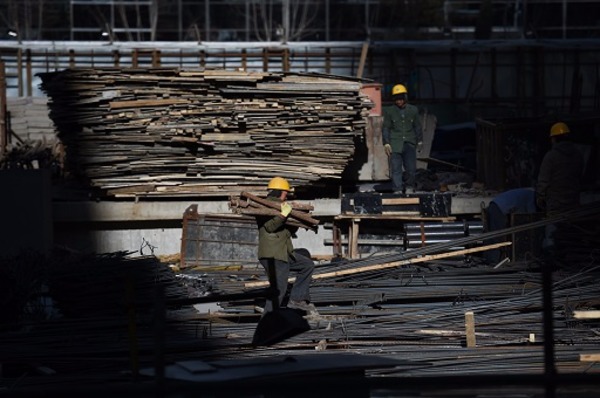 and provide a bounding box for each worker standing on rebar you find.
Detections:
[382,83,423,194]
[535,122,584,252]
[256,177,317,315]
